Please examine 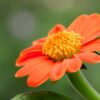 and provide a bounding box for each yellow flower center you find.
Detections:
[42,31,82,61]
